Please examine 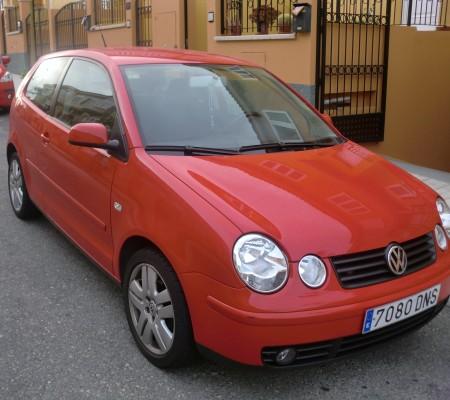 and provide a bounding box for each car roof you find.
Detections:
[43,47,256,67]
